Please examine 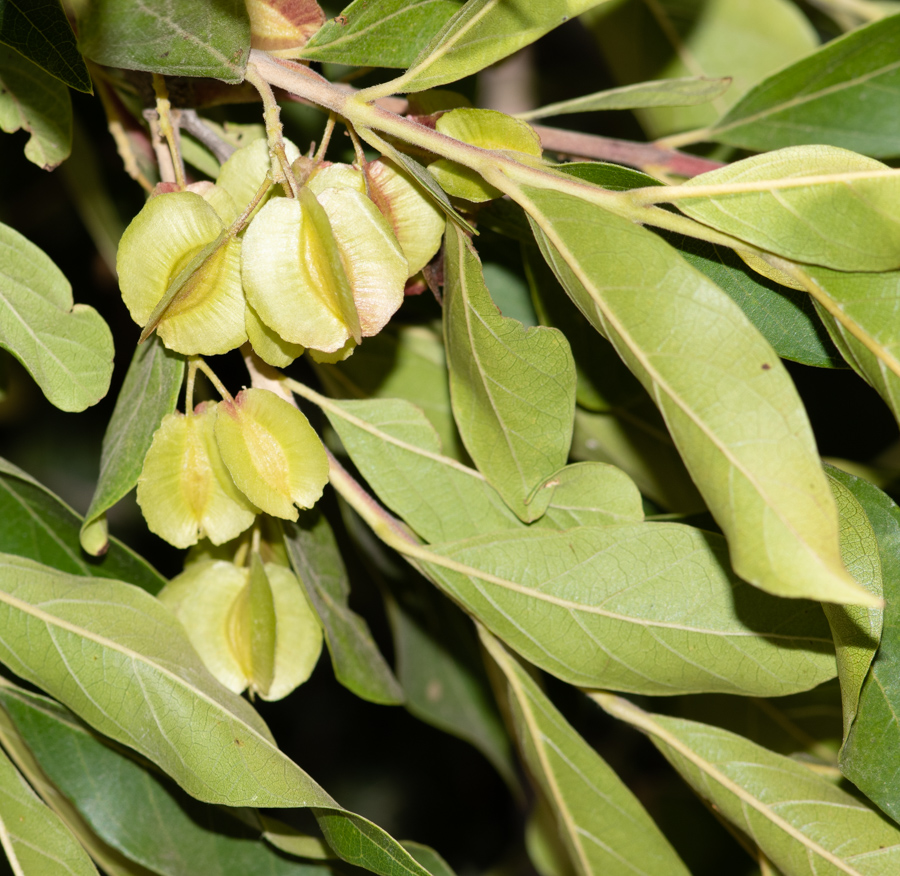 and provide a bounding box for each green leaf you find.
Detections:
[320,395,523,542]
[301,0,463,68]
[709,13,900,158]
[282,512,404,705]
[422,523,836,695]
[791,264,900,426]
[518,76,731,121]
[0,221,113,411]
[384,565,518,790]
[822,467,883,742]
[0,553,436,876]
[538,462,643,528]
[0,46,71,168]
[0,685,329,876]
[400,844,456,876]
[836,475,900,823]
[595,693,900,875]
[80,338,185,556]
[0,729,97,875]
[585,0,818,138]
[76,0,250,83]
[672,236,843,369]
[0,0,91,92]
[367,0,616,97]
[316,325,464,462]
[482,631,690,876]
[516,184,870,606]
[0,458,167,594]
[443,222,575,522]
[669,145,900,273]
